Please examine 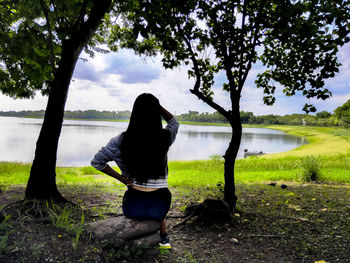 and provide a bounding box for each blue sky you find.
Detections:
[0,43,349,116]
